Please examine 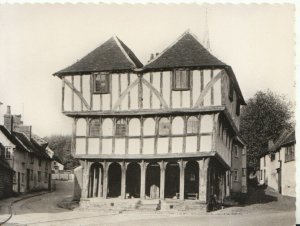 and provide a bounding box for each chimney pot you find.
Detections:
[7,105,11,115]
[156,52,159,56]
